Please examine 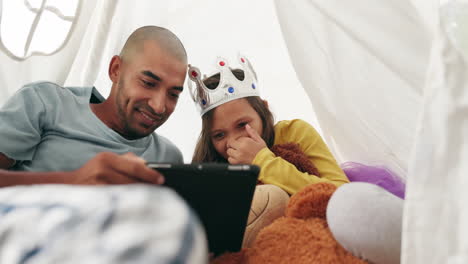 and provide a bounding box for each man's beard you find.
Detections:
[115,80,157,140]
